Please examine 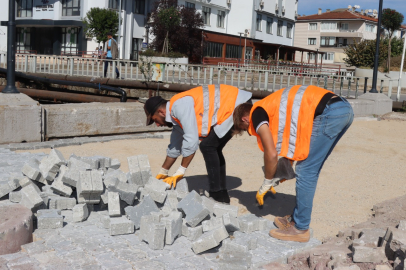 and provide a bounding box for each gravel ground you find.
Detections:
[18,117,406,241]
